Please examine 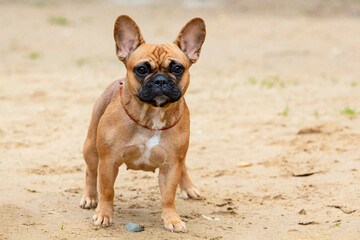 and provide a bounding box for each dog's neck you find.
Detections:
[121,83,184,130]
